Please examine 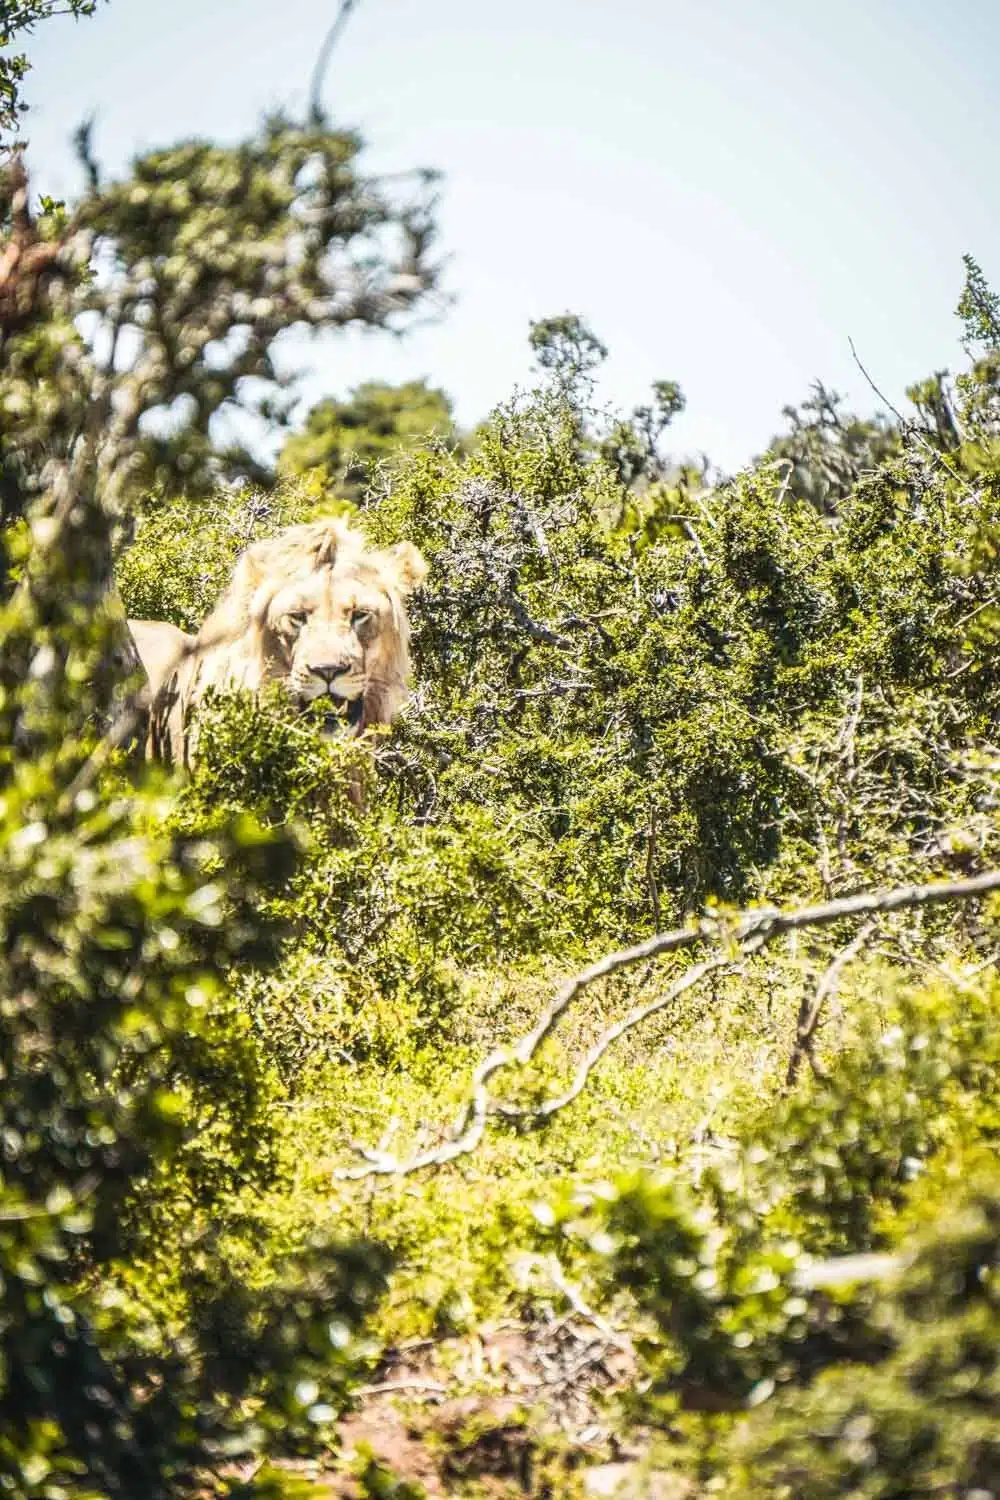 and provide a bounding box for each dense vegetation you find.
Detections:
[3,4,1000,1494]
